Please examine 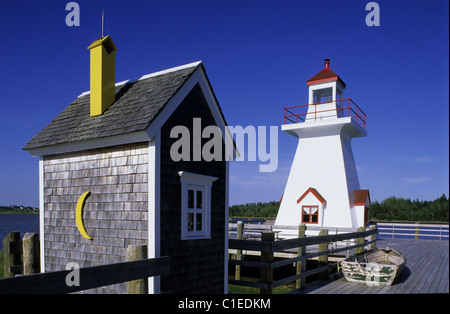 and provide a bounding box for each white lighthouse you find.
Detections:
[275,59,370,232]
